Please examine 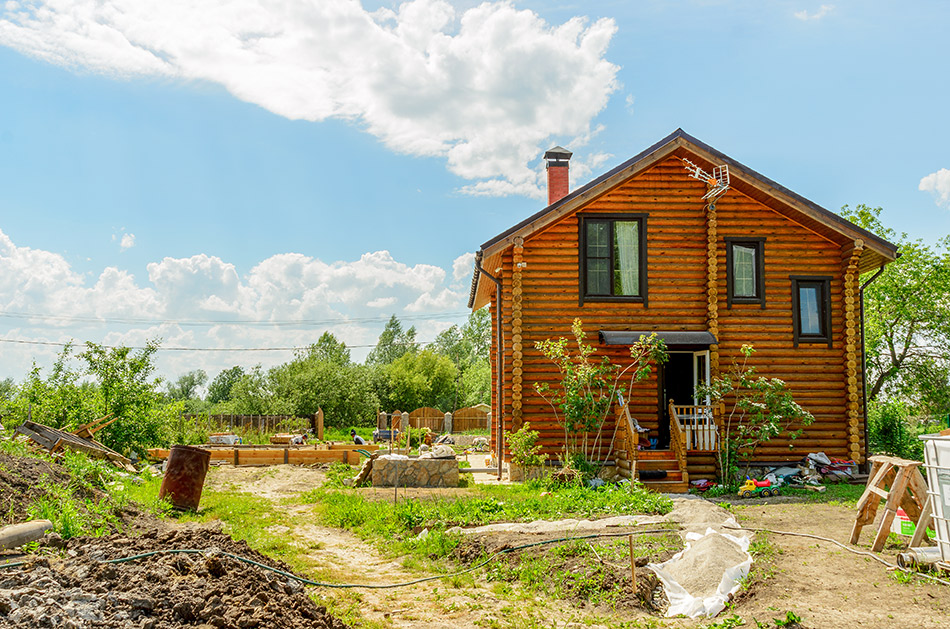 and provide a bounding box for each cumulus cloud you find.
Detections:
[920,168,950,208]
[0,227,470,379]
[795,5,834,21]
[0,0,619,198]
[119,233,135,250]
